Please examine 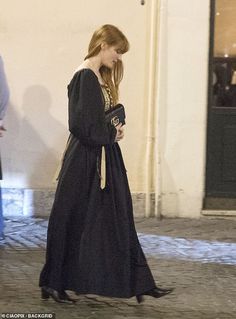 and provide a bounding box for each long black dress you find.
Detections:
[39,68,156,298]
